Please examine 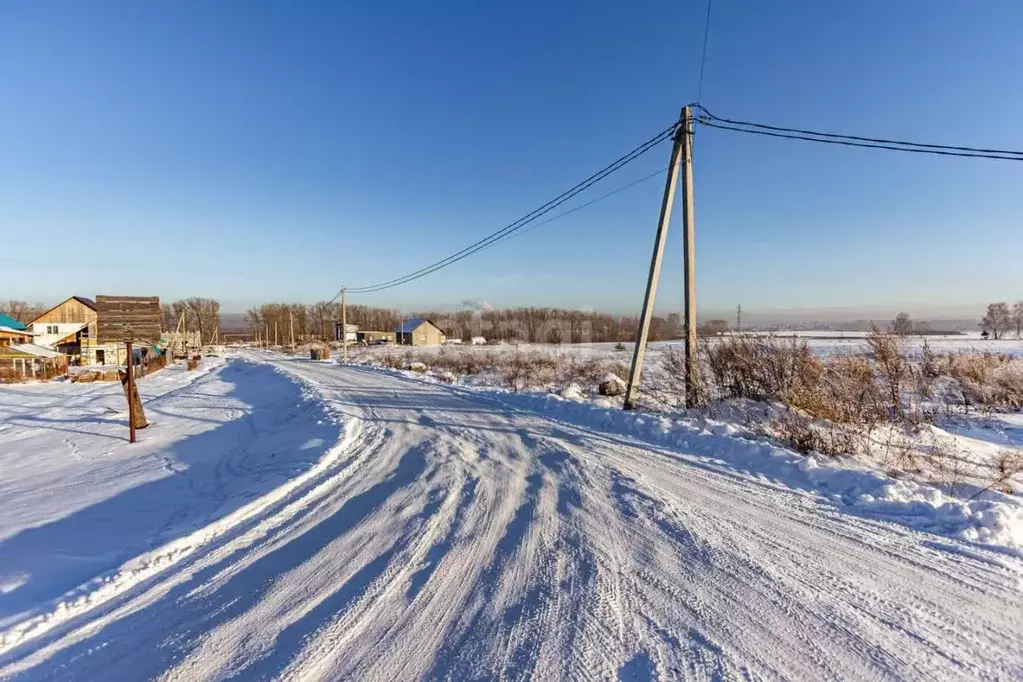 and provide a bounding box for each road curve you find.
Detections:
[5,354,1022,681]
